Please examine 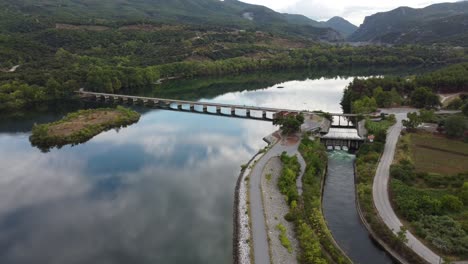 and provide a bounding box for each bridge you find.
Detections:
[76,90,362,121]
[77,90,369,150]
